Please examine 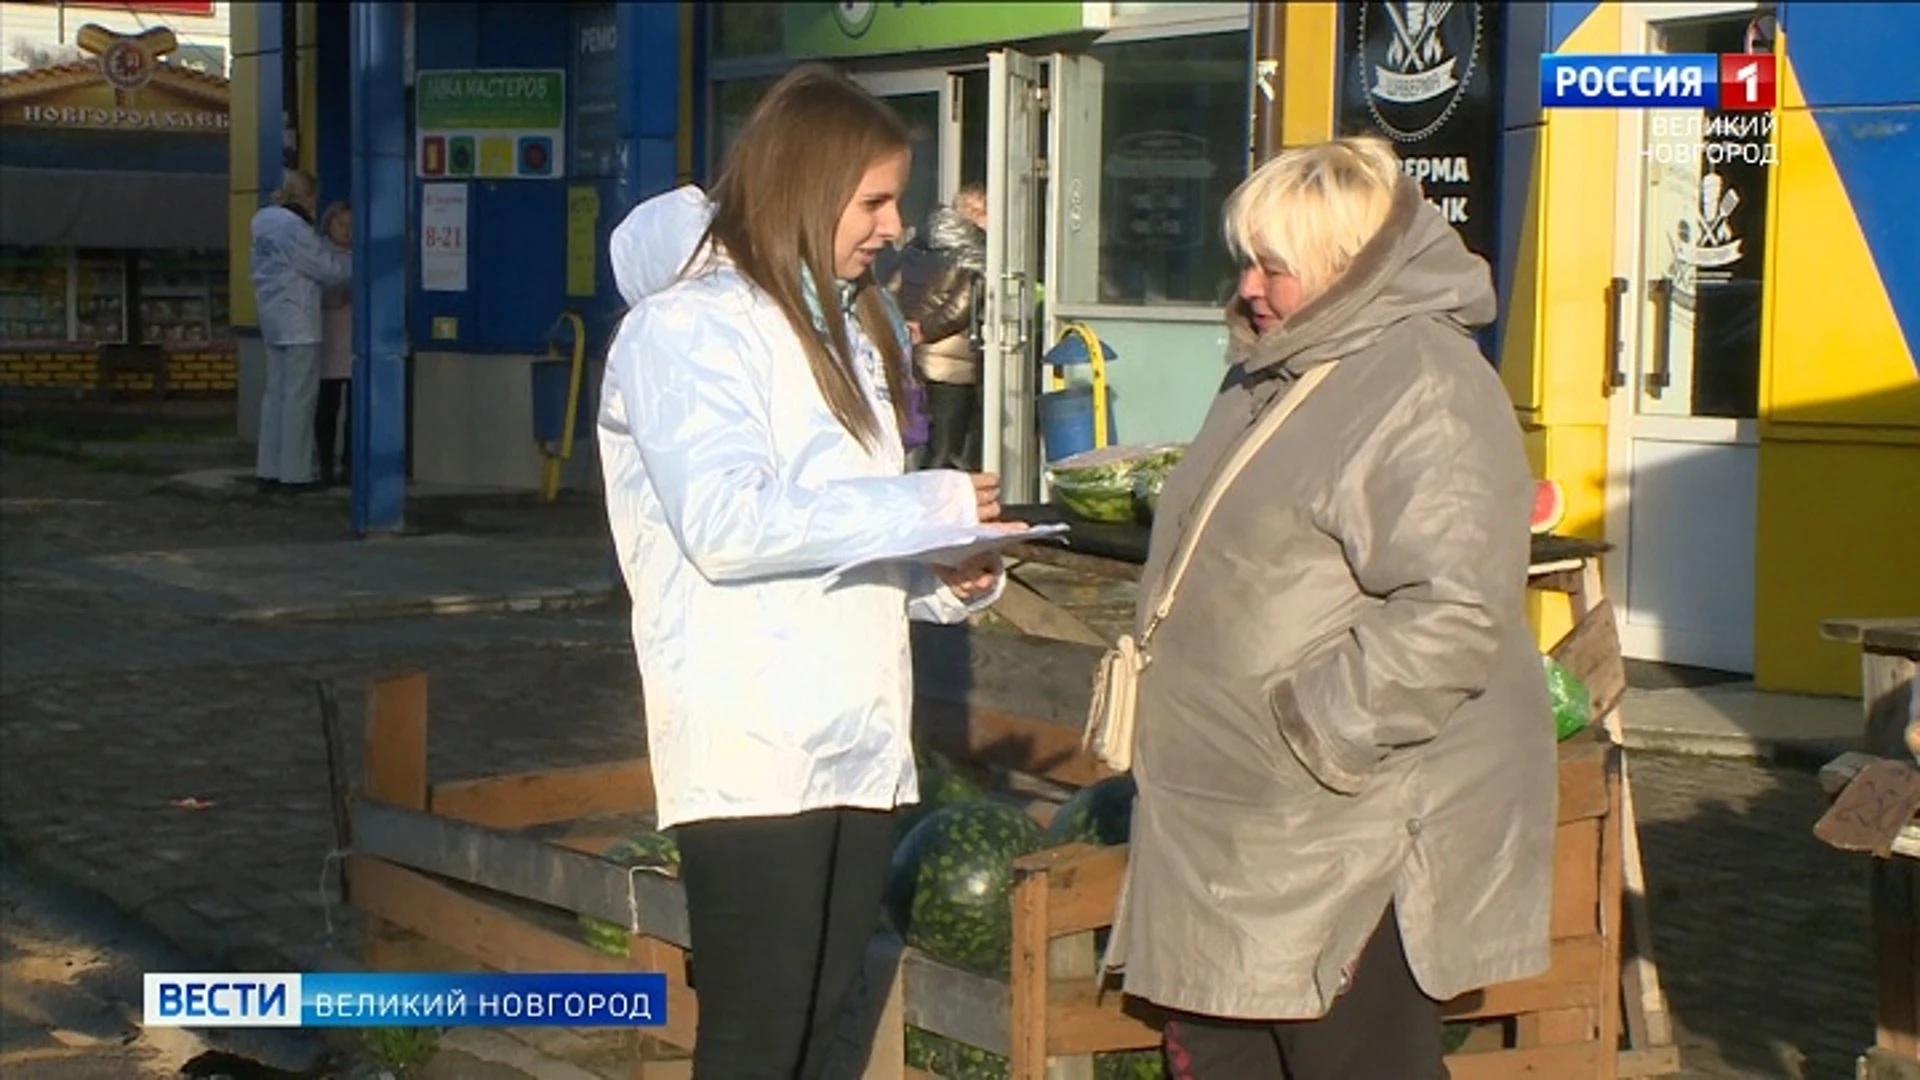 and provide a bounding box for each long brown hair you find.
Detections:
[686,64,913,451]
